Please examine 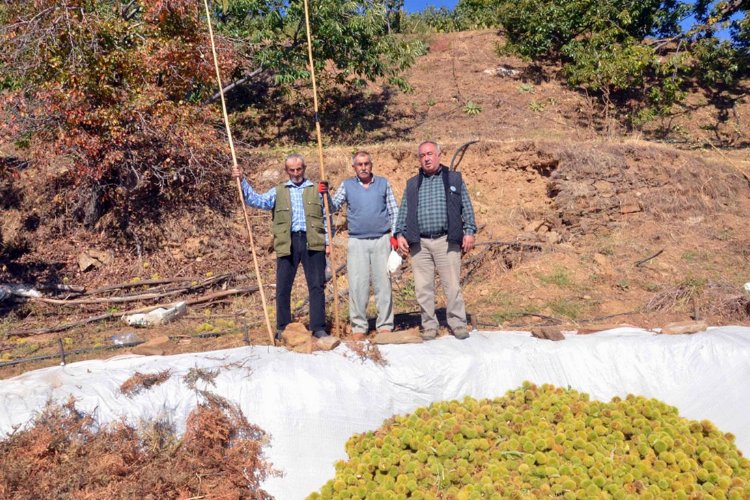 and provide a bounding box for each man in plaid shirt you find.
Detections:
[395,141,476,340]
[322,151,399,339]
[232,154,330,340]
